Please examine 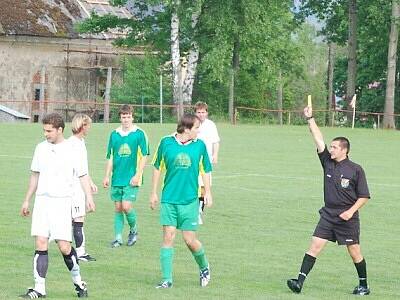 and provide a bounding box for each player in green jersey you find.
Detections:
[150,114,213,288]
[103,105,149,248]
